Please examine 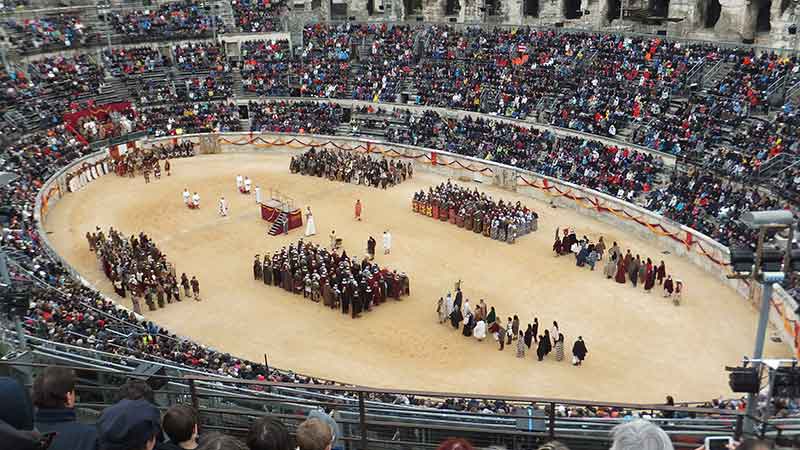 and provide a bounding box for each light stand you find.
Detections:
[728,210,795,435]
